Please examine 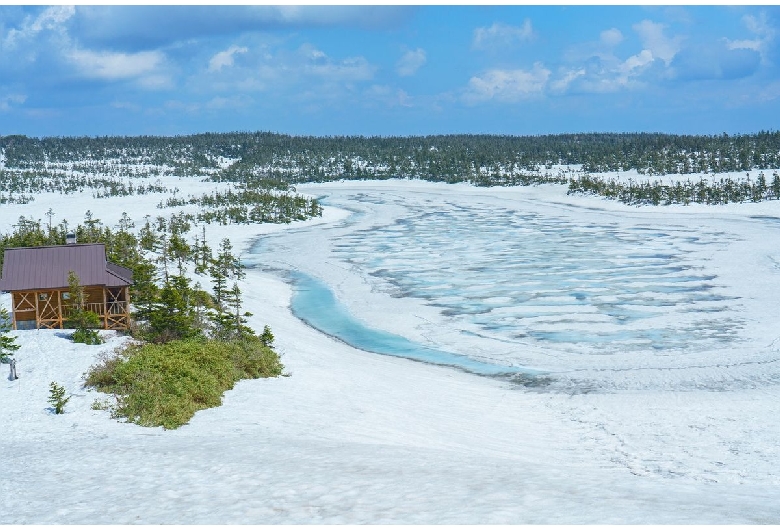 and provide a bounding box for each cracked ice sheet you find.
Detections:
[2,178,780,523]
[257,180,780,392]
